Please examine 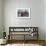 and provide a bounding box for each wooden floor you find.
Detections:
[0,40,46,46]
[8,40,46,46]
